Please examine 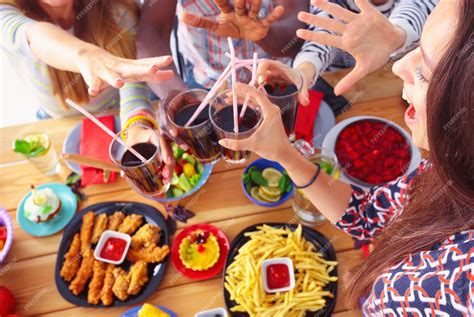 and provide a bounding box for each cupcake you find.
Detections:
[24,186,61,223]
[179,230,220,271]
